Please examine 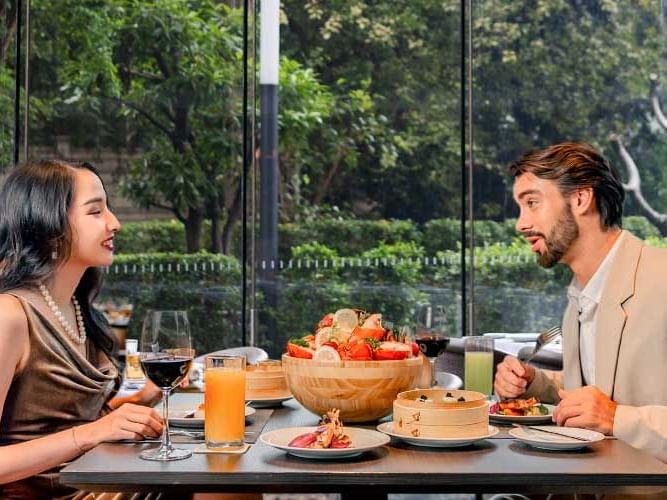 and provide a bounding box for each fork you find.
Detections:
[523,326,561,363]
